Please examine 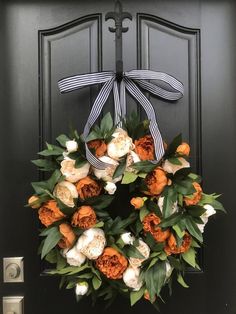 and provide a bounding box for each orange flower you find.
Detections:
[176,142,190,156]
[28,195,40,209]
[144,167,168,196]
[164,232,191,255]
[130,197,144,209]
[38,200,65,227]
[58,223,76,249]
[184,182,202,206]
[144,290,157,302]
[88,140,107,157]
[142,213,170,242]
[135,135,155,161]
[71,205,96,229]
[96,247,128,279]
[76,176,102,200]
